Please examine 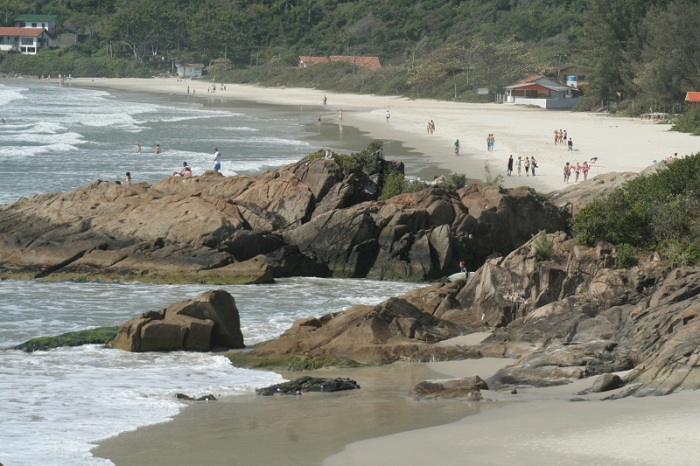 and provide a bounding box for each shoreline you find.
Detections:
[61,78,700,464]
[92,357,514,465]
[69,77,700,194]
